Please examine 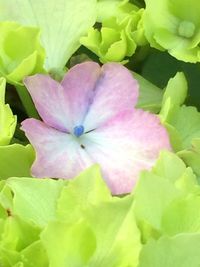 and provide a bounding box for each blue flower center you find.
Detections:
[73,125,84,137]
